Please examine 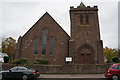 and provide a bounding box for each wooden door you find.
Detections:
[81,54,85,64]
[87,54,91,64]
